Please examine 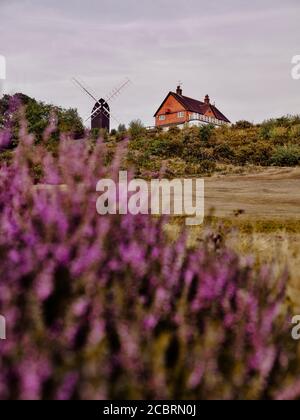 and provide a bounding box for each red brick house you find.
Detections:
[154,85,230,130]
